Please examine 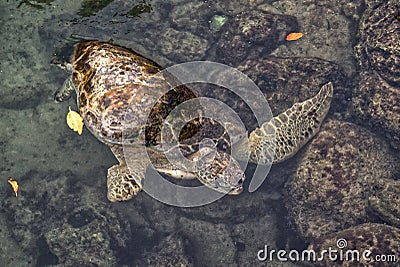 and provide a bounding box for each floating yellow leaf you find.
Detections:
[67,107,84,135]
[8,178,18,197]
[286,32,304,41]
